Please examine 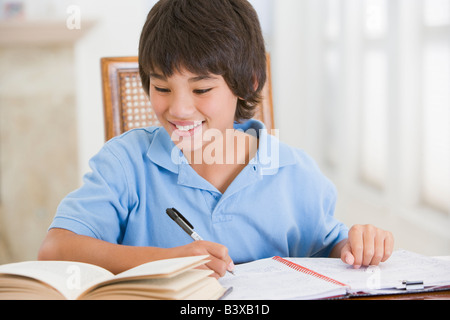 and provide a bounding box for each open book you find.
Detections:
[219,250,450,300]
[0,256,227,300]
